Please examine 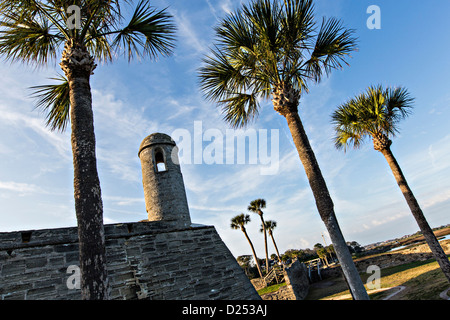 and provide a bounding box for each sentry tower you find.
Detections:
[138,133,191,229]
